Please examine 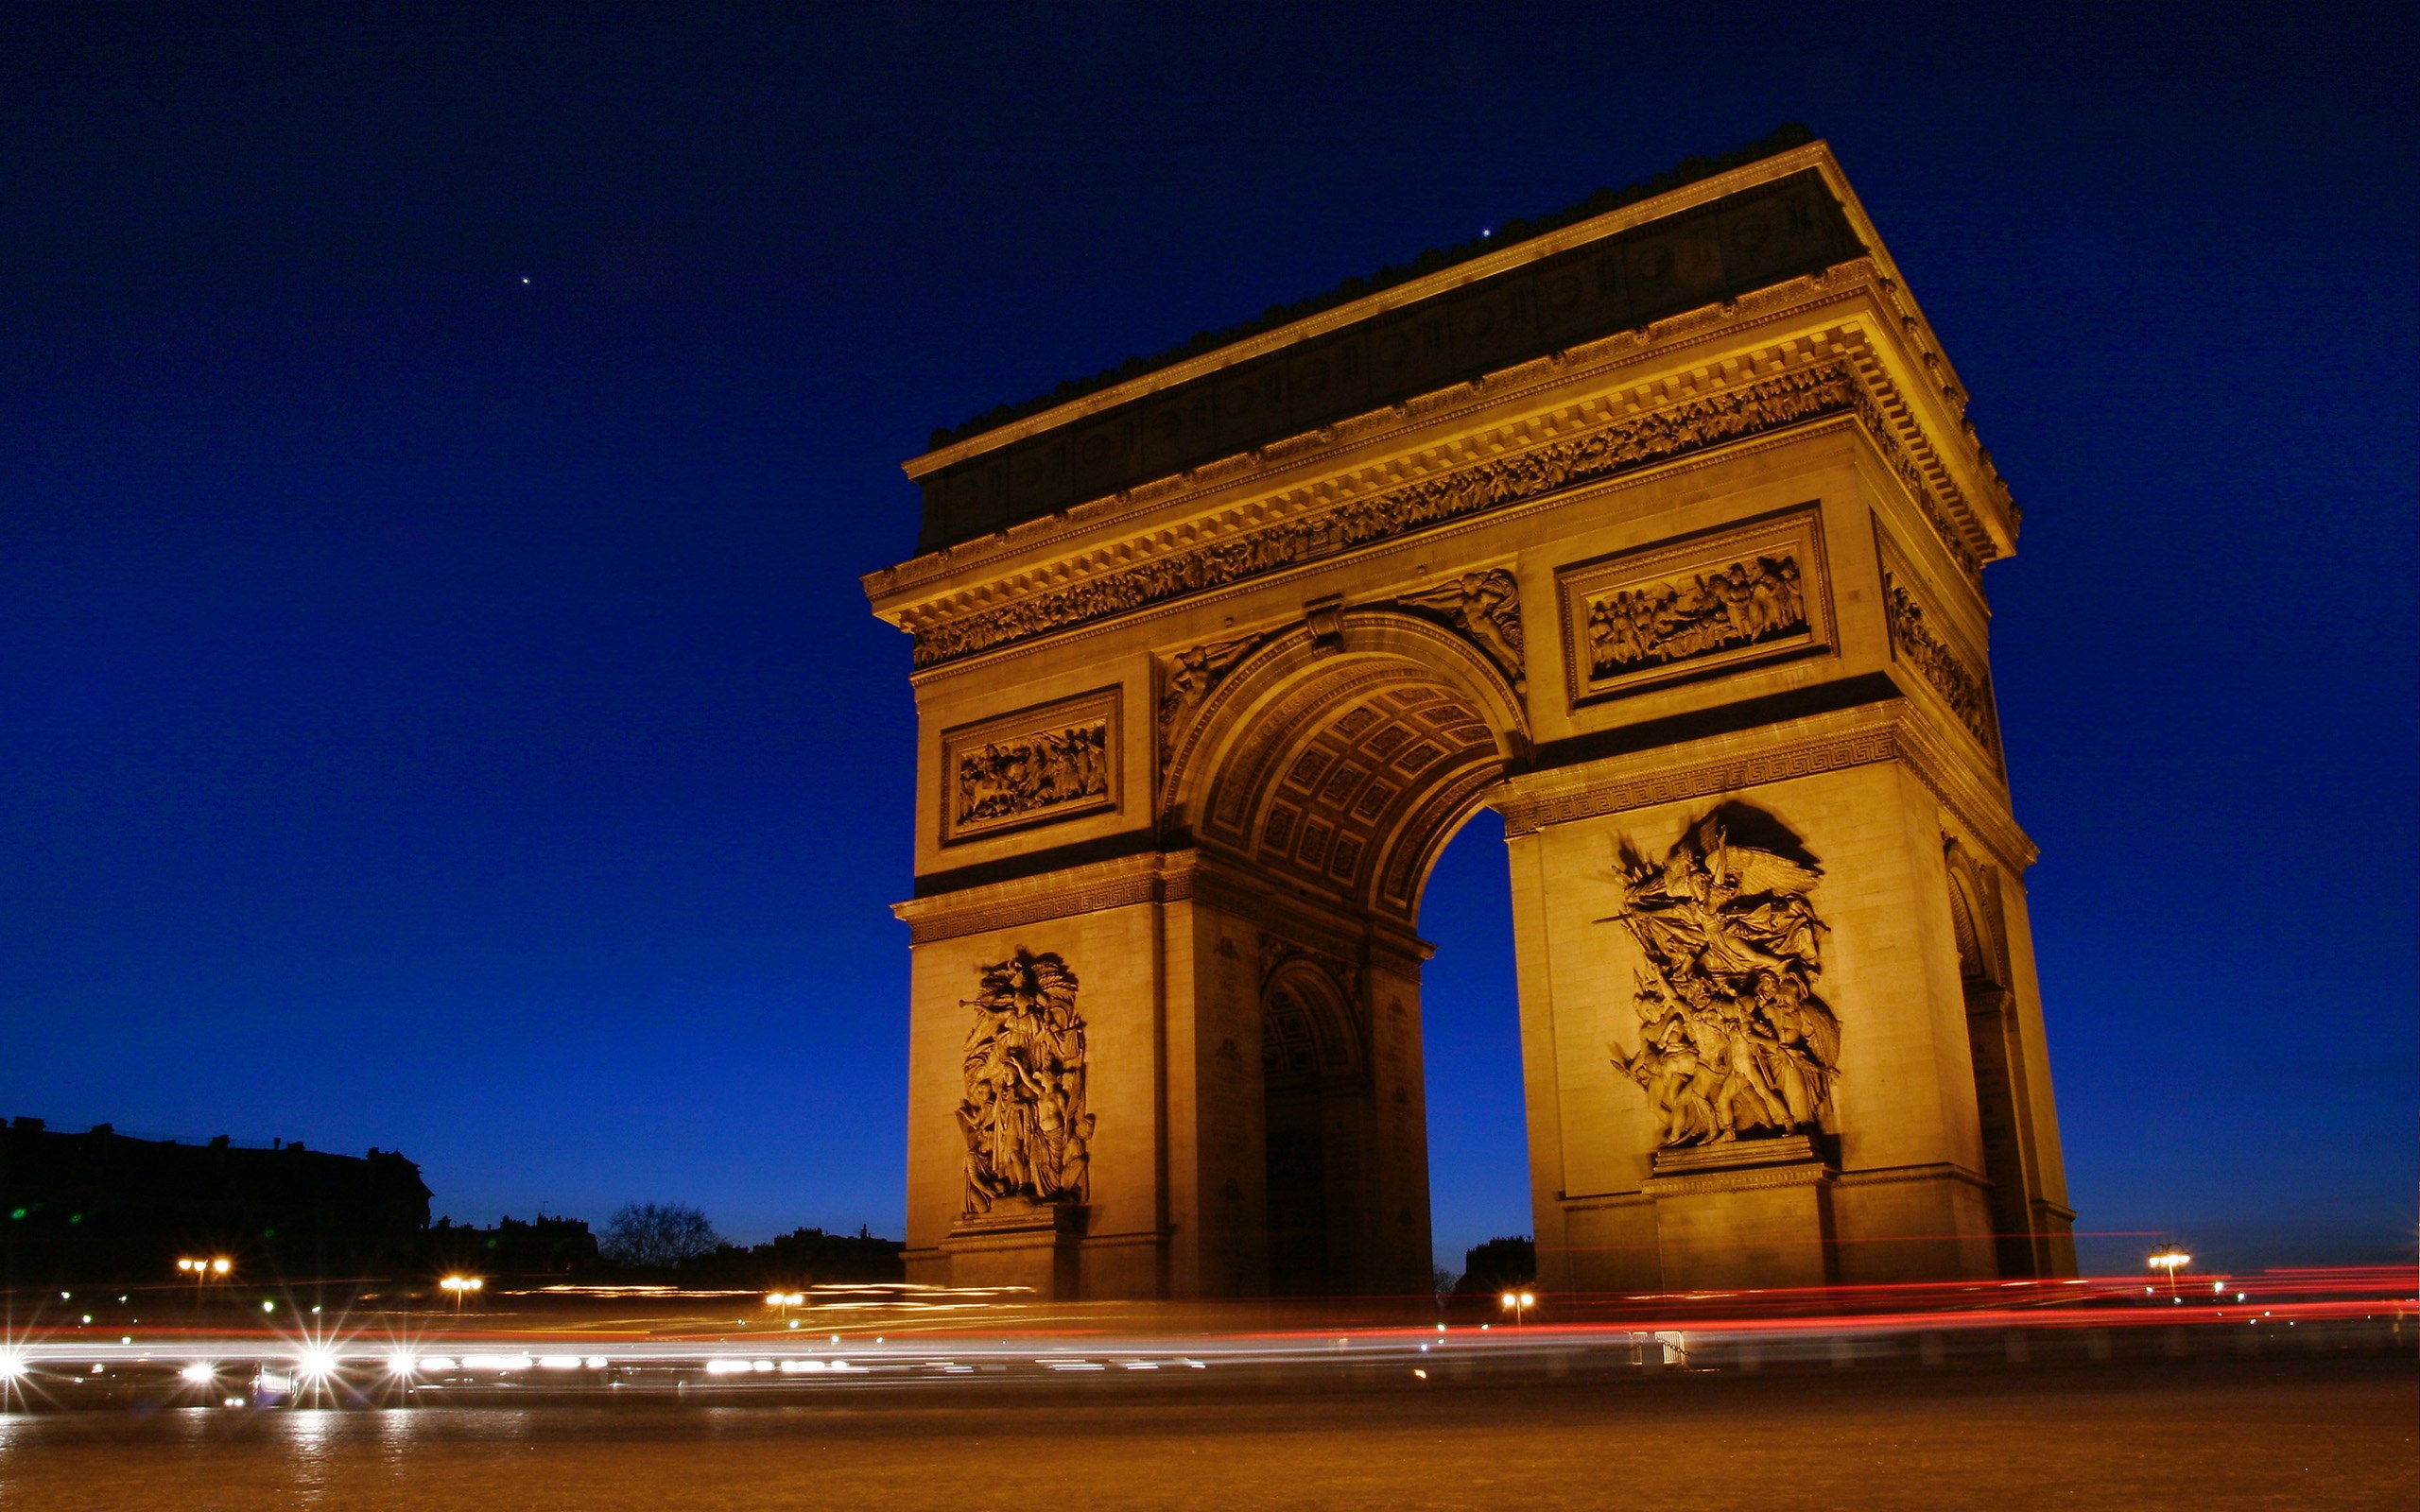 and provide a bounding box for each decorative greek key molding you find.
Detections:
[1643,1160,1836,1195]
[1499,726,1897,837]
[1495,702,2034,876]
[908,361,1860,668]
[894,853,1179,946]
